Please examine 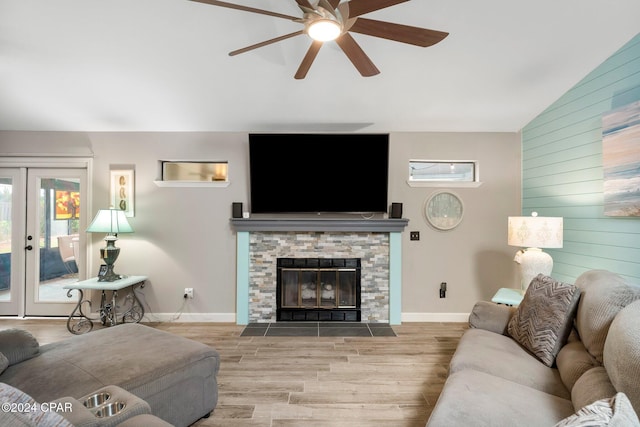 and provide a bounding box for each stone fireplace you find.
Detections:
[231,218,408,325]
